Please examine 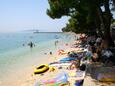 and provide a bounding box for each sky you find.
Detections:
[0,0,69,32]
[0,0,115,33]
